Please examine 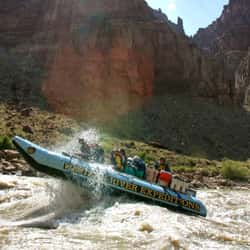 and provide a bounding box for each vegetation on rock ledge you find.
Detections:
[0,102,249,187]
